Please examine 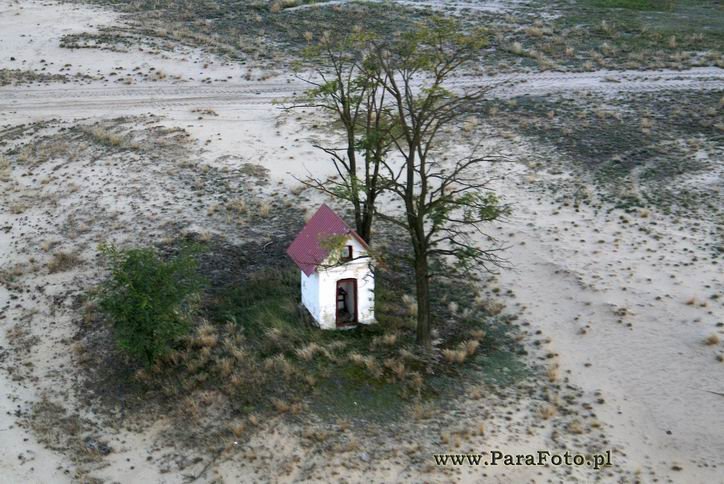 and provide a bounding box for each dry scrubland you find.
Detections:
[0,0,723,483]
